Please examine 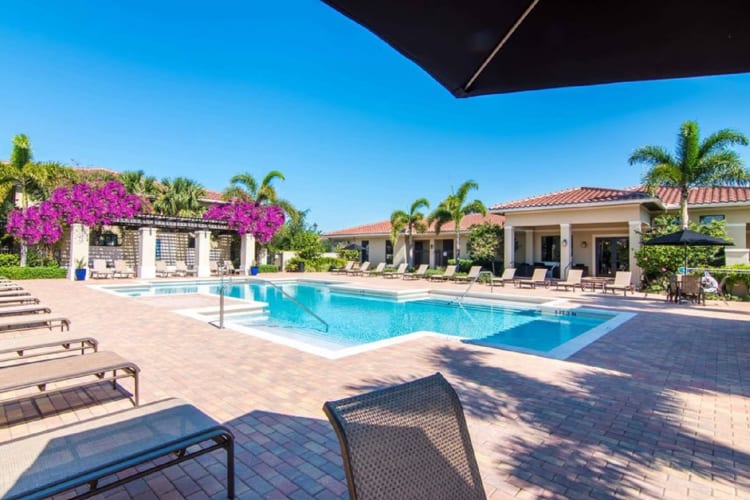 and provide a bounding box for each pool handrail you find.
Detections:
[260,279,330,333]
